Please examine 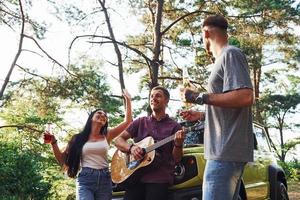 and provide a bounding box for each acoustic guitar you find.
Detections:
[111,124,201,184]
